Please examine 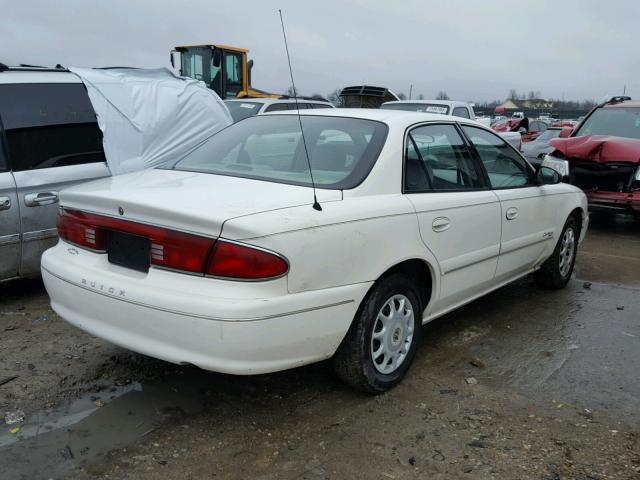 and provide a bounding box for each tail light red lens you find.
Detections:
[206,240,288,280]
[57,209,214,273]
[56,209,288,280]
[57,210,107,251]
